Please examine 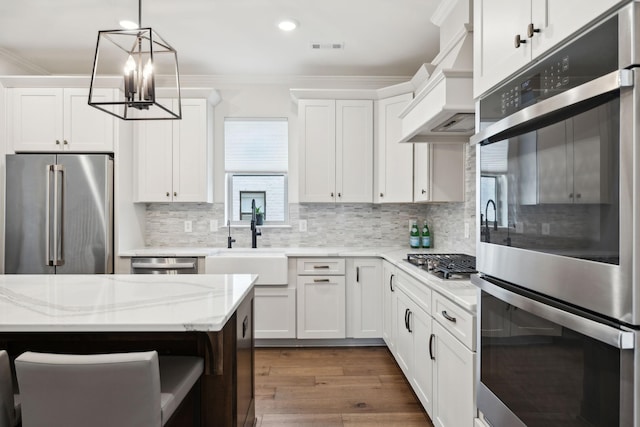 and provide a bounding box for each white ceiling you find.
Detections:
[0,0,442,77]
